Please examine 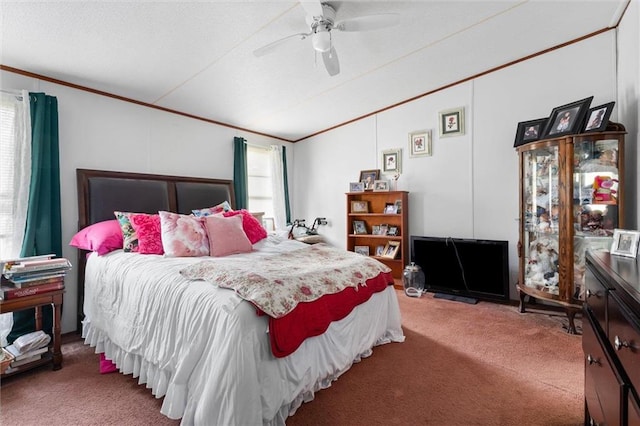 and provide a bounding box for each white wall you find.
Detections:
[0,70,289,334]
[617,0,640,228]
[293,31,621,299]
